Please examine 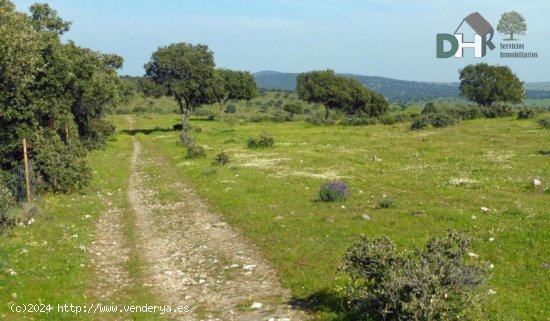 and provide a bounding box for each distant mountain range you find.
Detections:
[252,71,550,103]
